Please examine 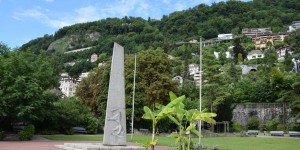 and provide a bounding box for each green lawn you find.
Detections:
[42,134,300,150]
